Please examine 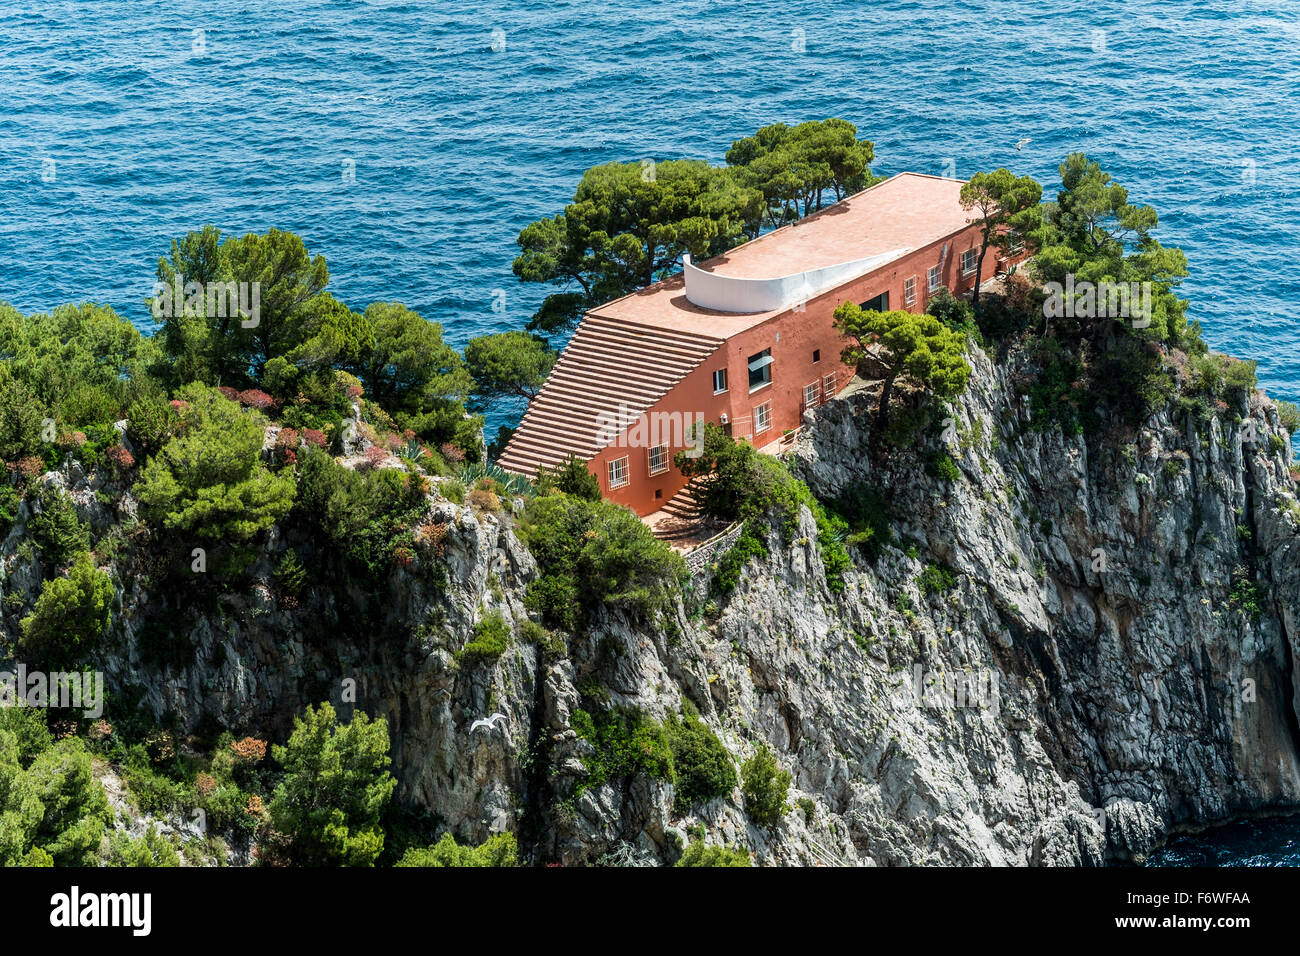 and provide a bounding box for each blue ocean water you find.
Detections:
[1146,816,1300,866]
